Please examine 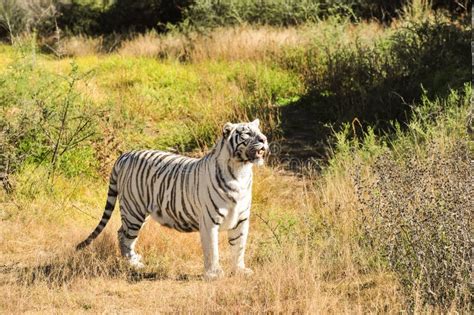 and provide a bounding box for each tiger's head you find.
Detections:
[222,119,269,166]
